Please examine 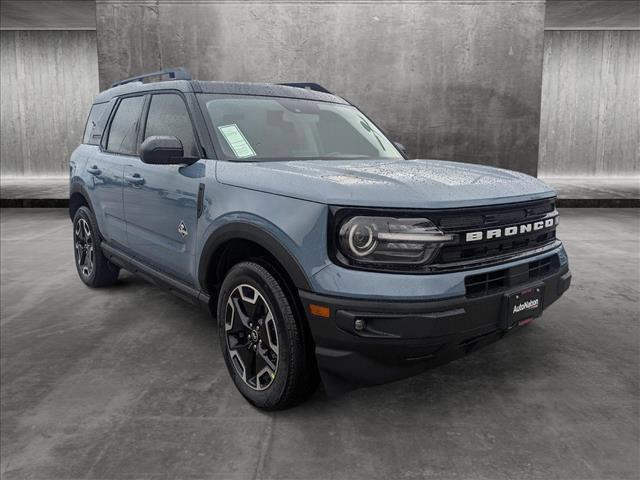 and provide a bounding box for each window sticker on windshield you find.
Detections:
[217,124,256,159]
